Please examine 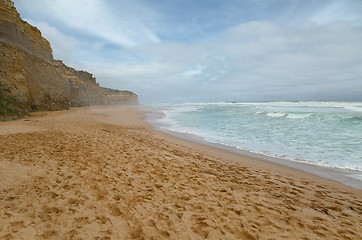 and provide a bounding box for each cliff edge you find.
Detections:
[0,0,138,120]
